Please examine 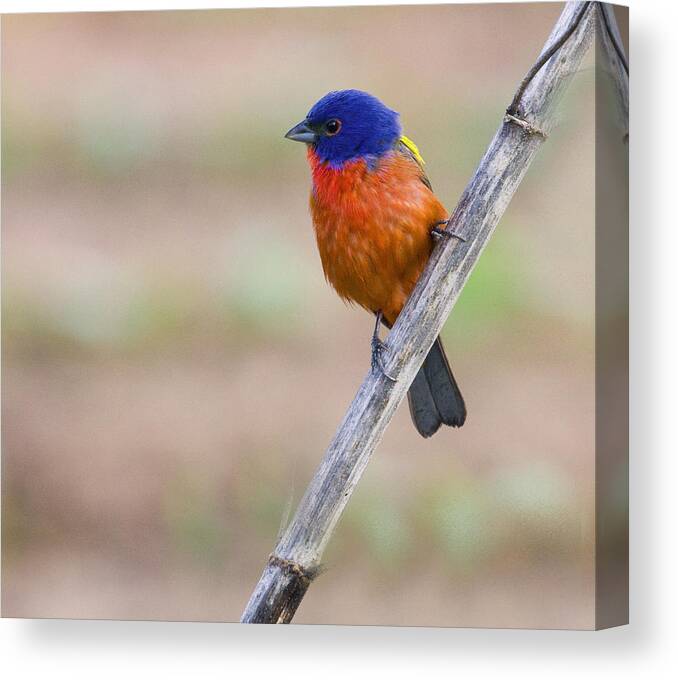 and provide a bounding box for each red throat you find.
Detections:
[307,148,369,207]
